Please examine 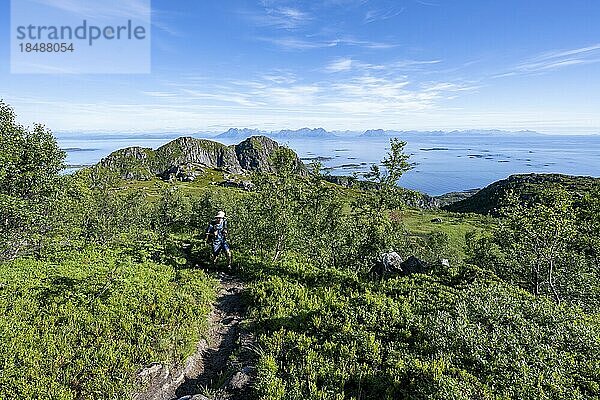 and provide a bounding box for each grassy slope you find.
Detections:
[124,170,488,252]
[0,170,491,399]
[398,208,491,257]
[0,250,216,399]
